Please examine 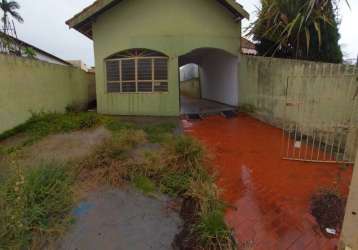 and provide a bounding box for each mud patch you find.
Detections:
[310,189,346,236]
[173,198,201,250]
[58,186,182,250]
[20,126,111,165]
